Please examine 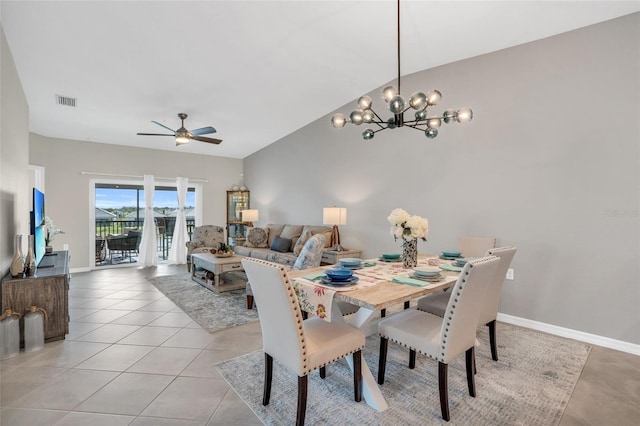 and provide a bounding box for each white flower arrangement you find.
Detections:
[387,208,428,242]
[44,216,64,246]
